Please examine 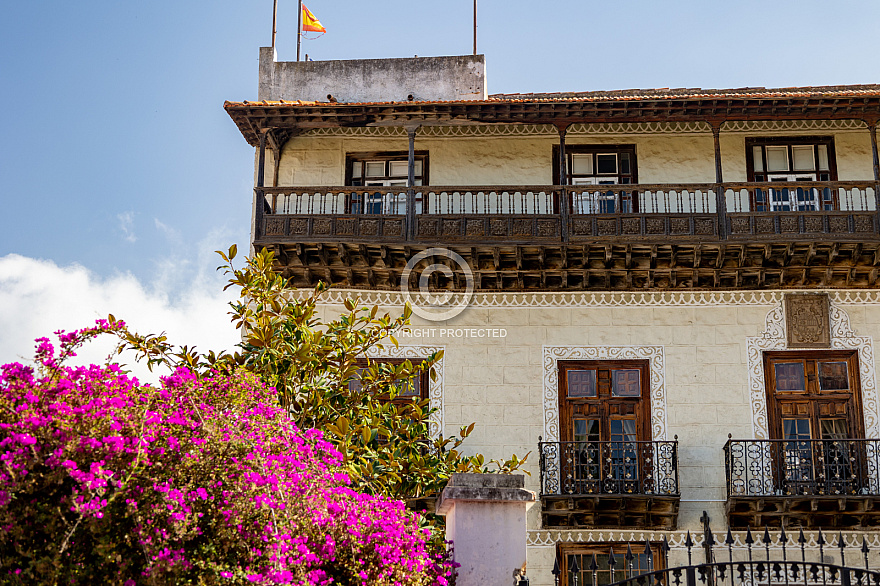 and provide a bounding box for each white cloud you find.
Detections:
[117,211,137,243]
[0,254,240,384]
